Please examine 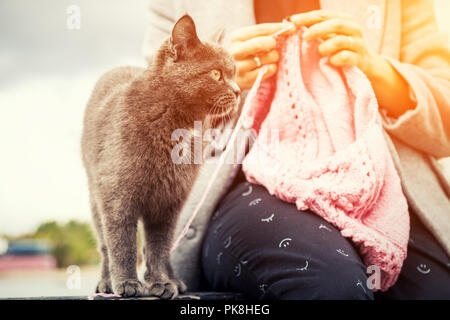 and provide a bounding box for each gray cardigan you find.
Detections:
[142,0,450,290]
